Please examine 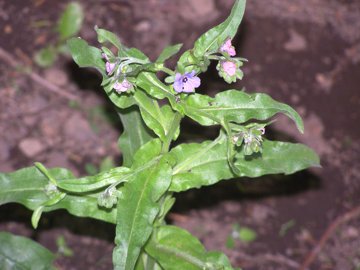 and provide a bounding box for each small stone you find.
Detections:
[19,138,46,157]
[180,0,218,21]
[44,68,69,87]
[46,151,71,168]
[135,20,151,32]
[0,143,10,161]
[64,114,96,142]
[284,29,307,52]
